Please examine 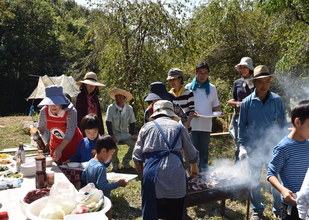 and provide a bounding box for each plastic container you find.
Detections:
[26,196,111,220]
